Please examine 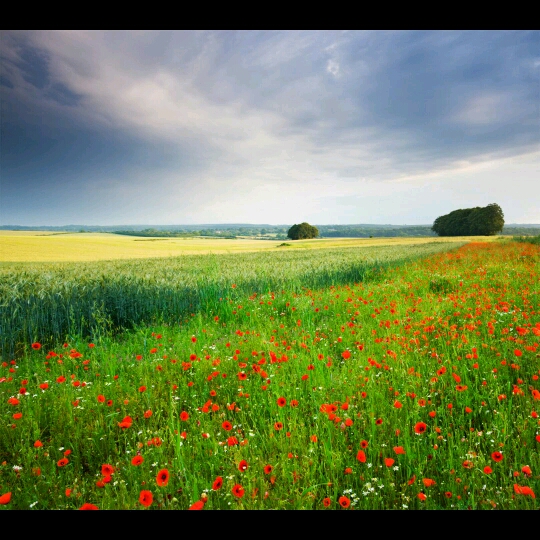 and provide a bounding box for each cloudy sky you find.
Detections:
[1,30,539,227]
